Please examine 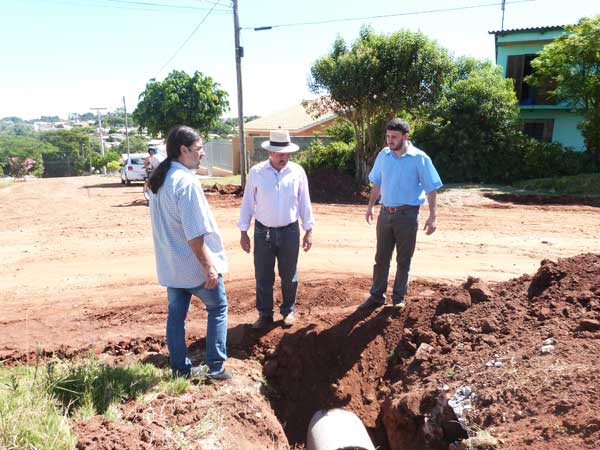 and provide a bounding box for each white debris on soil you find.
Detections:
[541,337,556,354]
[448,386,476,435]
